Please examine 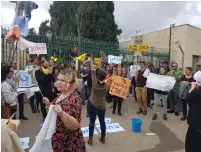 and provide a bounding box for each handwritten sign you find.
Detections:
[81,127,98,137]
[29,43,47,54]
[108,55,122,64]
[20,137,30,149]
[96,123,125,133]
[109,76,131,99]
[146,73,176,92]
